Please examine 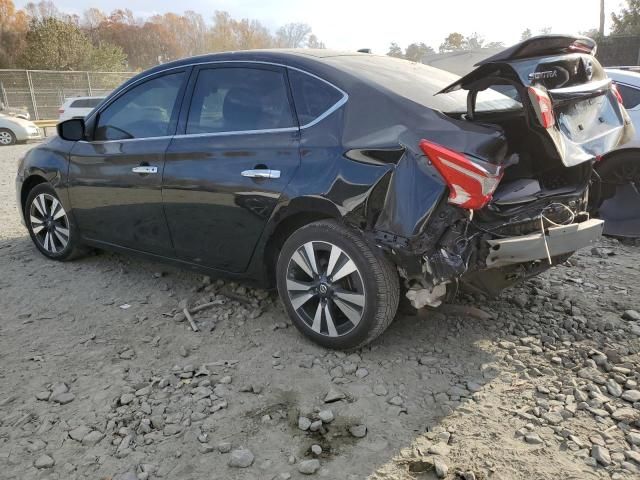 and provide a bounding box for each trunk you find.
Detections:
[437,35,633,225]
